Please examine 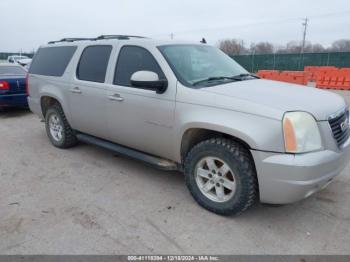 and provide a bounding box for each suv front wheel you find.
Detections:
[184,138,258,215]
[45,103,78,148]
